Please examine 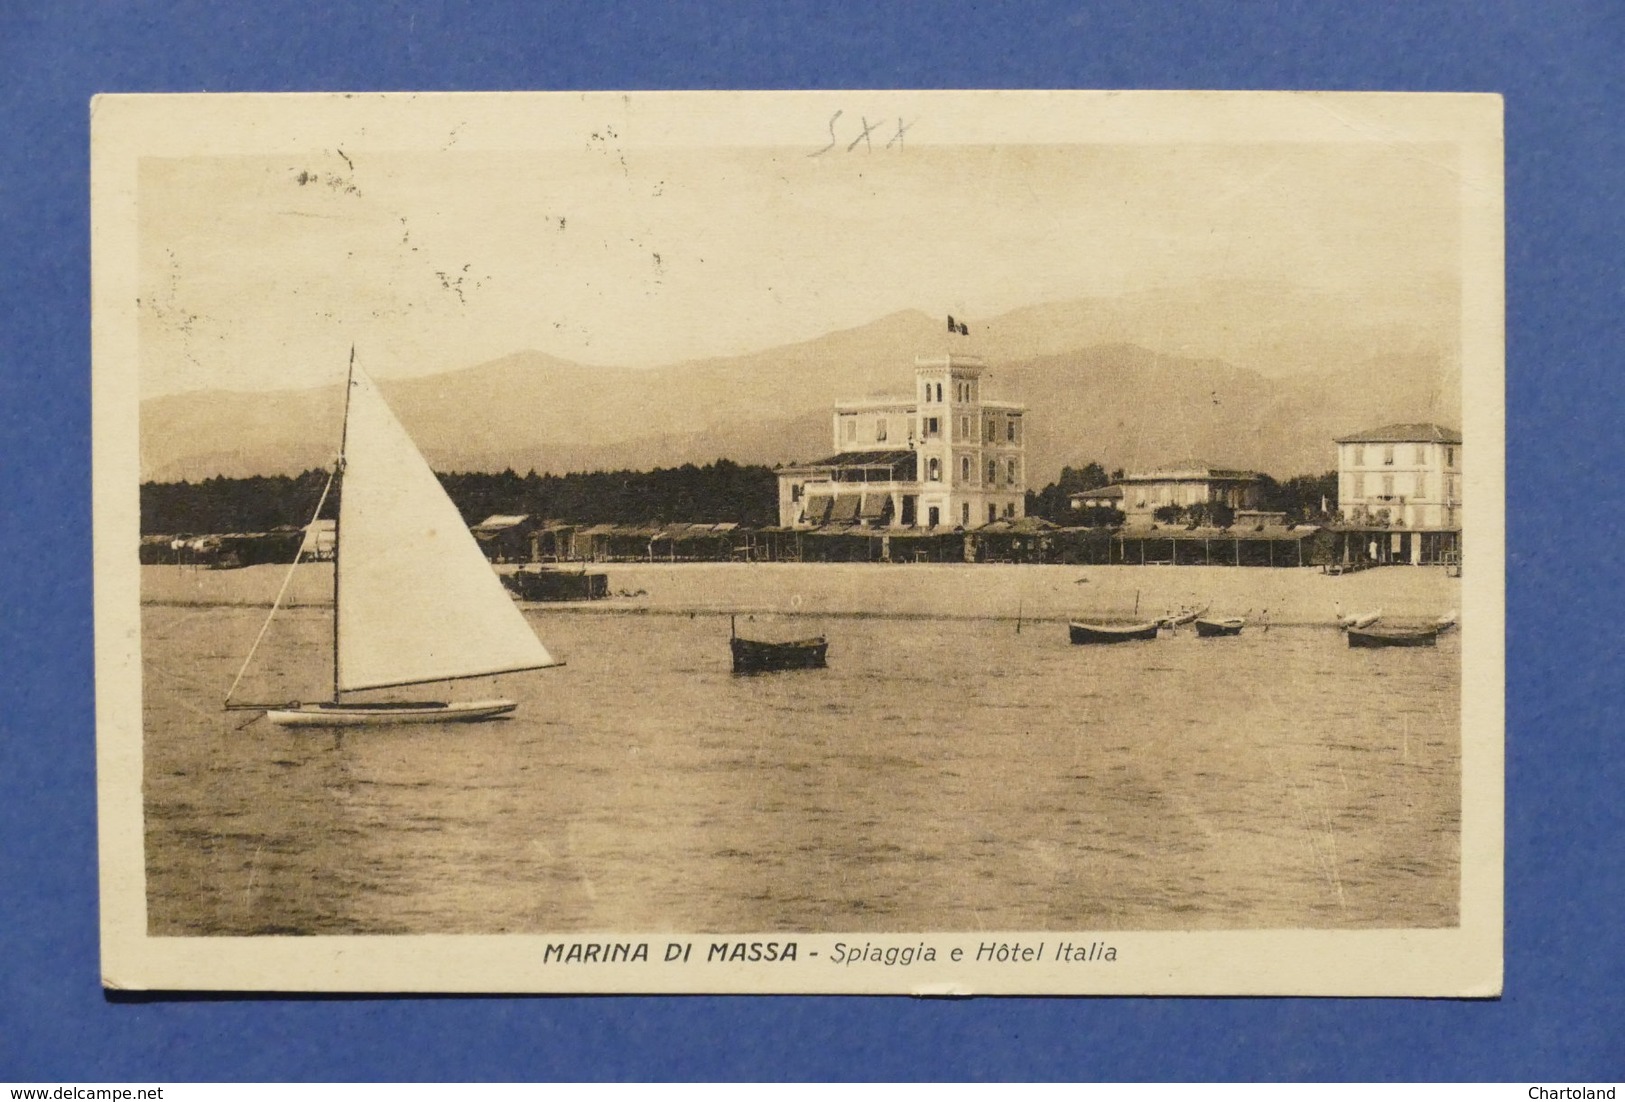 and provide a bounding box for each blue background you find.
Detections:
[2,0,1620,1082]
